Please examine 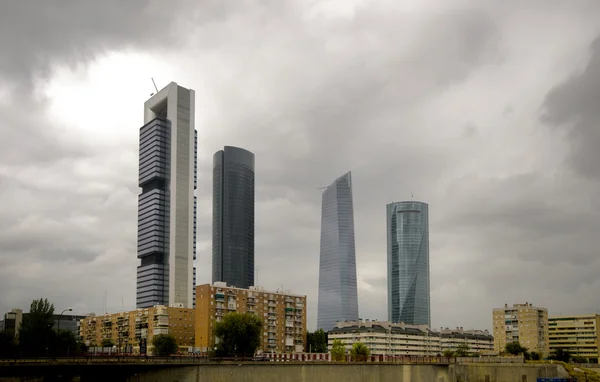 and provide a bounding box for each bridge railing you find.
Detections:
[0,354,525,365]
